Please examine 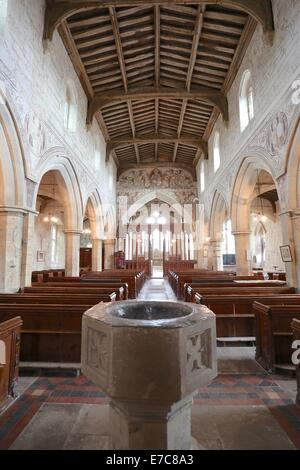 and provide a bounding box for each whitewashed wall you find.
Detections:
[198,0,300,216]
[0,0,116,215]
